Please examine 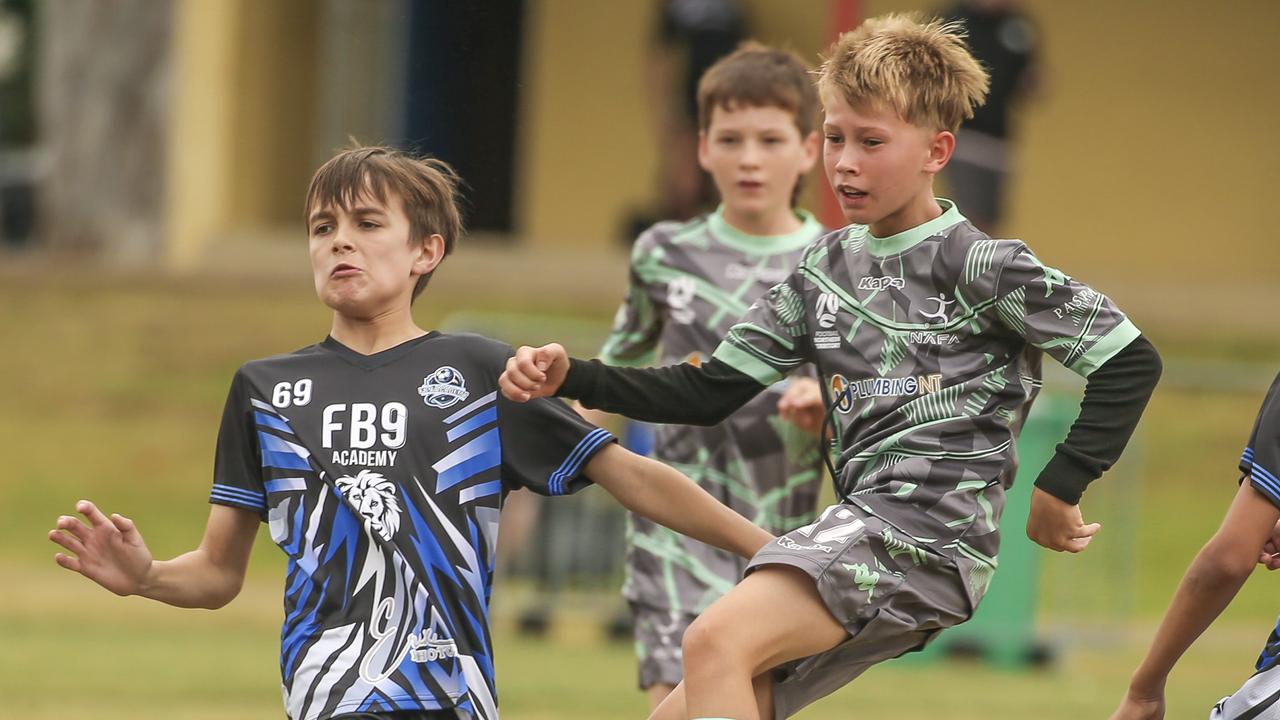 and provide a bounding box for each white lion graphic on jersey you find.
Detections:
[335,470,401,542]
